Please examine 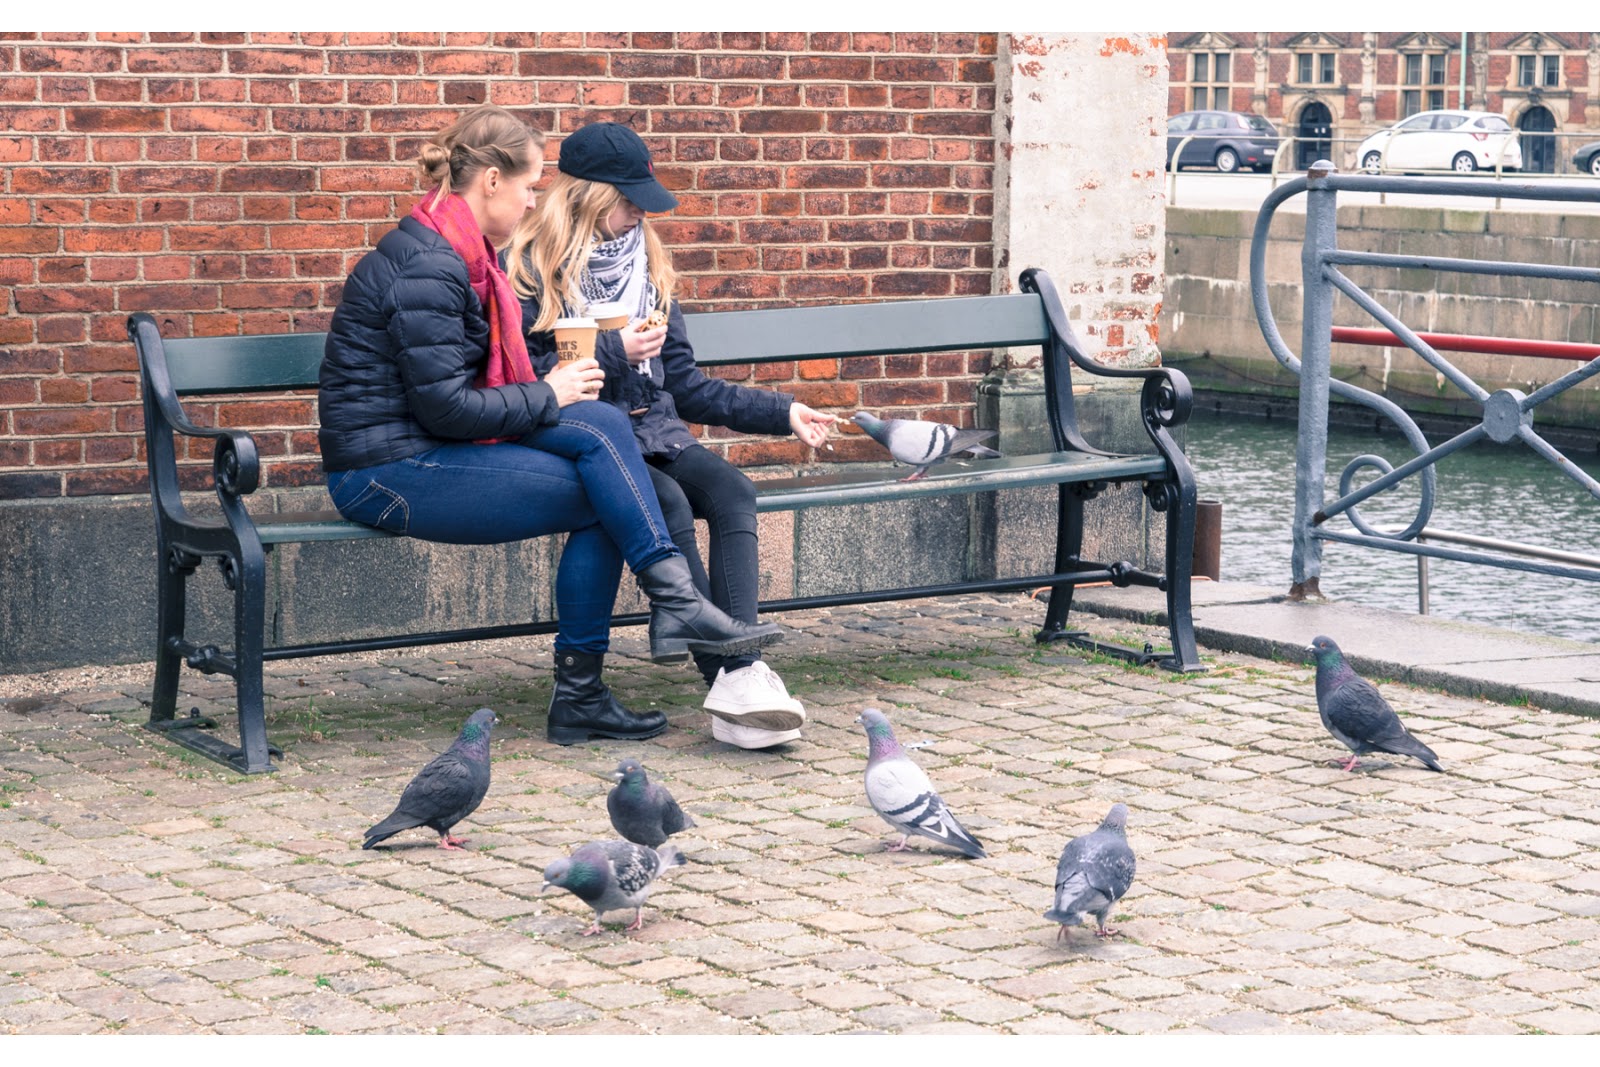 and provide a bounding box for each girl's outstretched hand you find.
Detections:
[789,403,838,448]
[544,358,605,407]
